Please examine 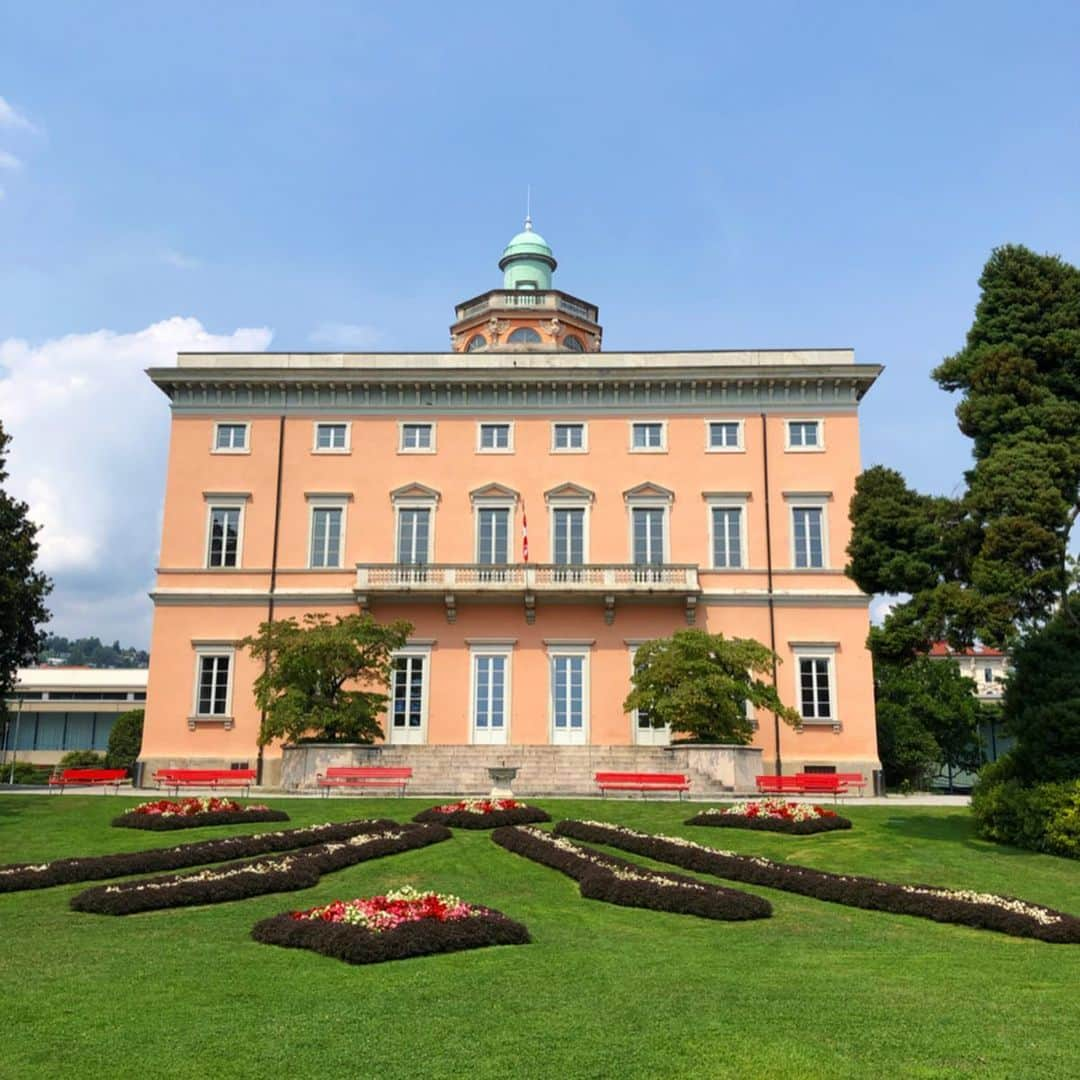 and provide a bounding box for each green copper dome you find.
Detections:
[498,217,557,289]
